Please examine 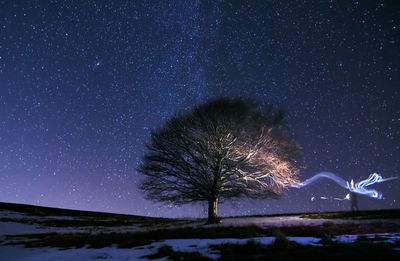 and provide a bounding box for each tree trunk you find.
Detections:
[206,197,219,224]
